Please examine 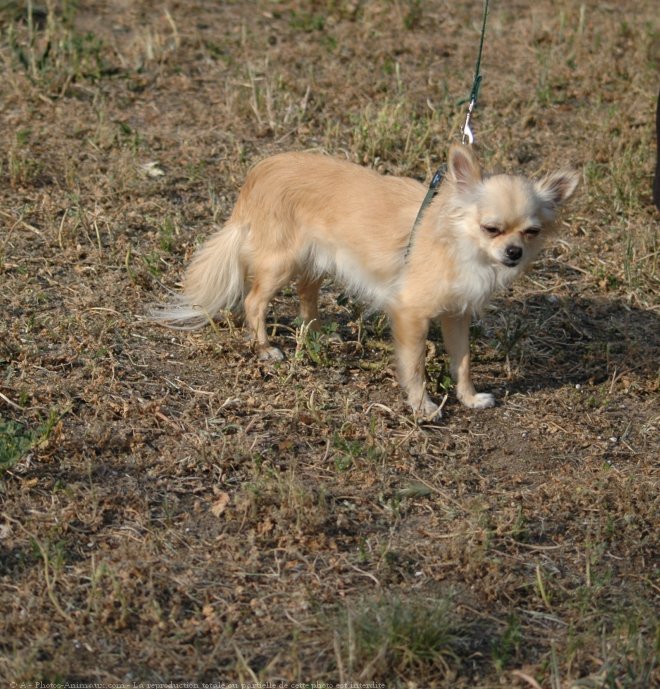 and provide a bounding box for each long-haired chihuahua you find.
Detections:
[151,145,578,419]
